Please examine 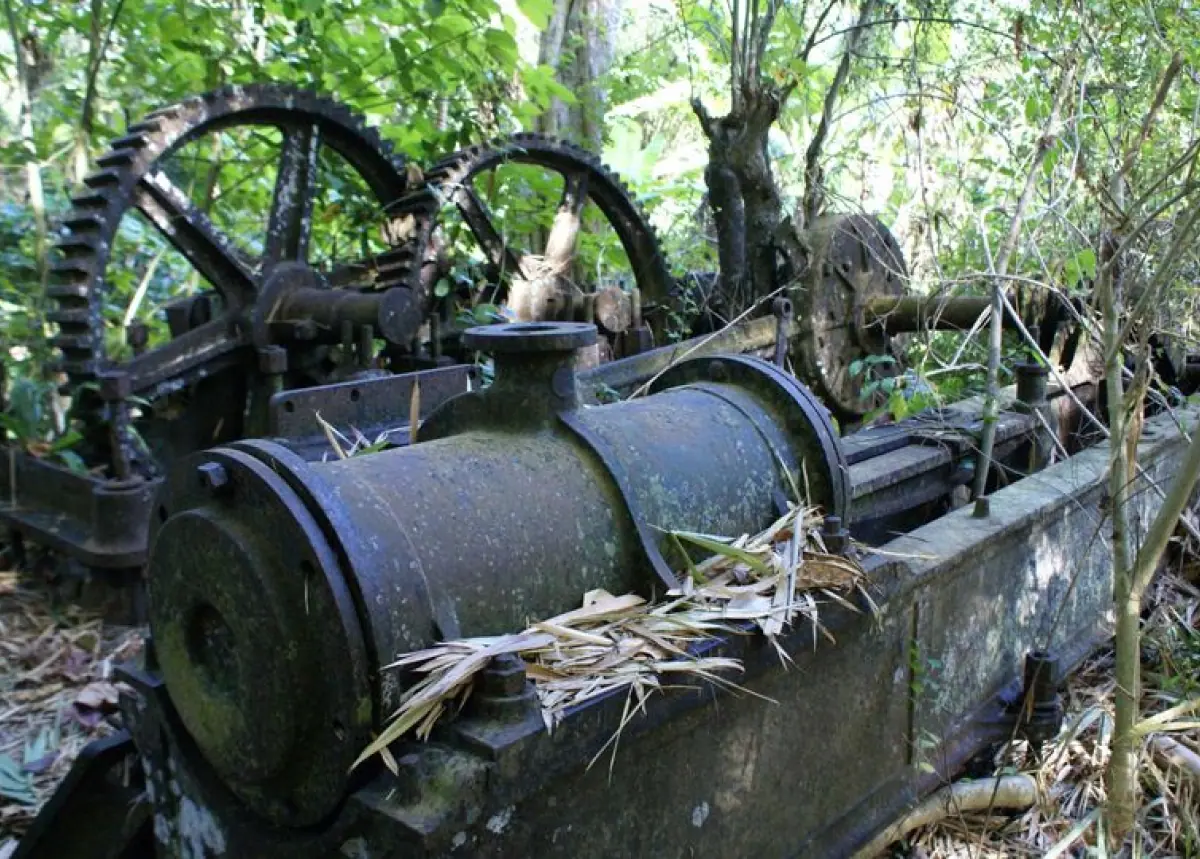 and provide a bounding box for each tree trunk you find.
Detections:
[536,0,622,152]
[3,0,47,286]
[689,0,875,320]
[692,89,790,314]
